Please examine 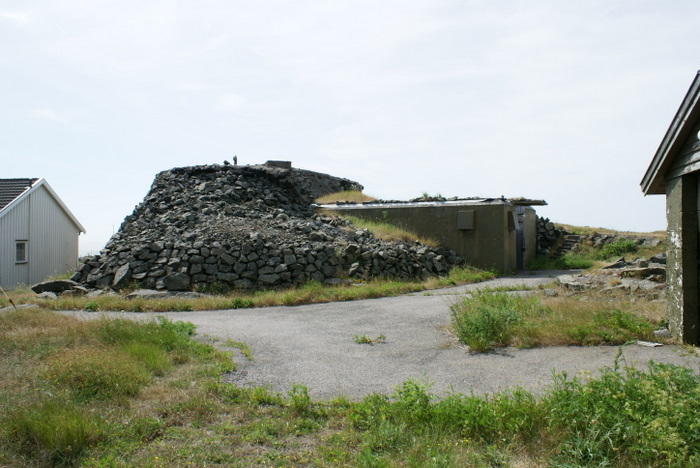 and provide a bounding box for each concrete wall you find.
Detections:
[323,200,520,273]
[665,175,700,344]
[0,185,81,289]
